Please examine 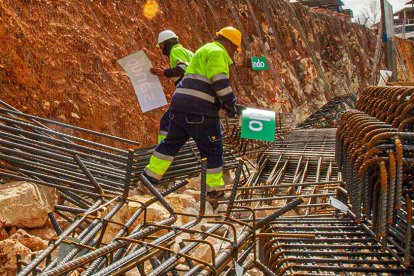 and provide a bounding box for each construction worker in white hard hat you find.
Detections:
[150,30,194,143]
[143,26,245,203]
